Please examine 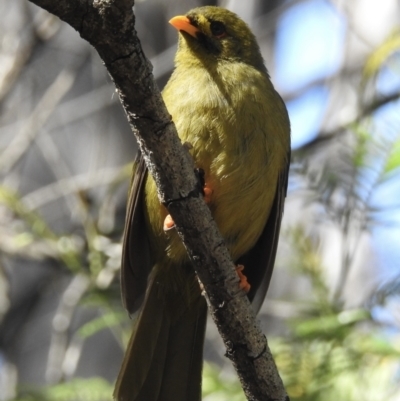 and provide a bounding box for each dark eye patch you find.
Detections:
[210,21,226,37]
[196,32,220,54]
